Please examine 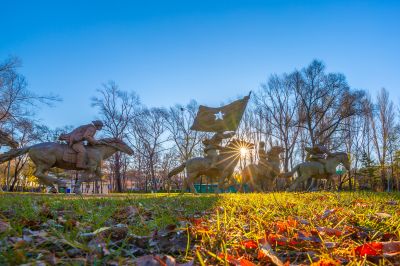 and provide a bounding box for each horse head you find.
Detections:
[328,152,350,171]
[268,146,285,156]
[97,138,134,155]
